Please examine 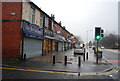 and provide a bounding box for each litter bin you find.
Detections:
[97,51,102,58]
